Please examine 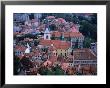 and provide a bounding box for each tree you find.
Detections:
[83,37,93,48]
[49,24,56,31]
[53,65,64,75]
[51,34,55,40]
[34,39,39,46]
[46,69,54,75]
[20,56,33,71]
[79,19,97,42]
[91,14,97,24]
[14,55,21,75]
